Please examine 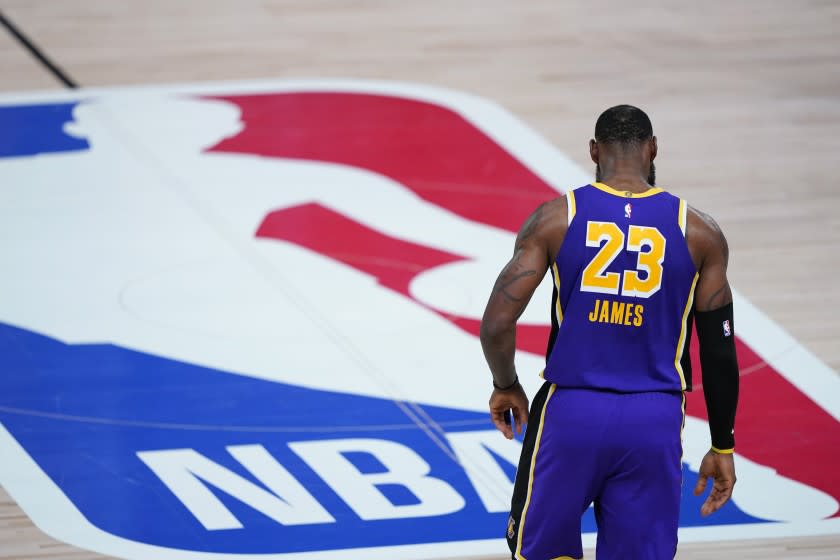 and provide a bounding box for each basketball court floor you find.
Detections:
[1,2,839,559]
